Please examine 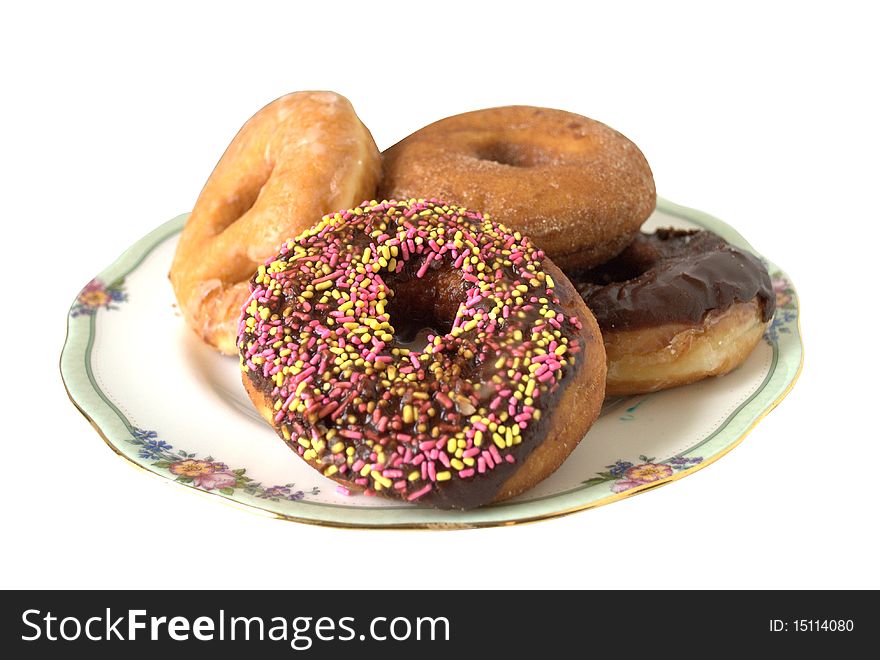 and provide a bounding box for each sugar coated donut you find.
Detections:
[379,106,655,270]
[170,91,381,354]
[238,199,606,509]
[569,229,775,396]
